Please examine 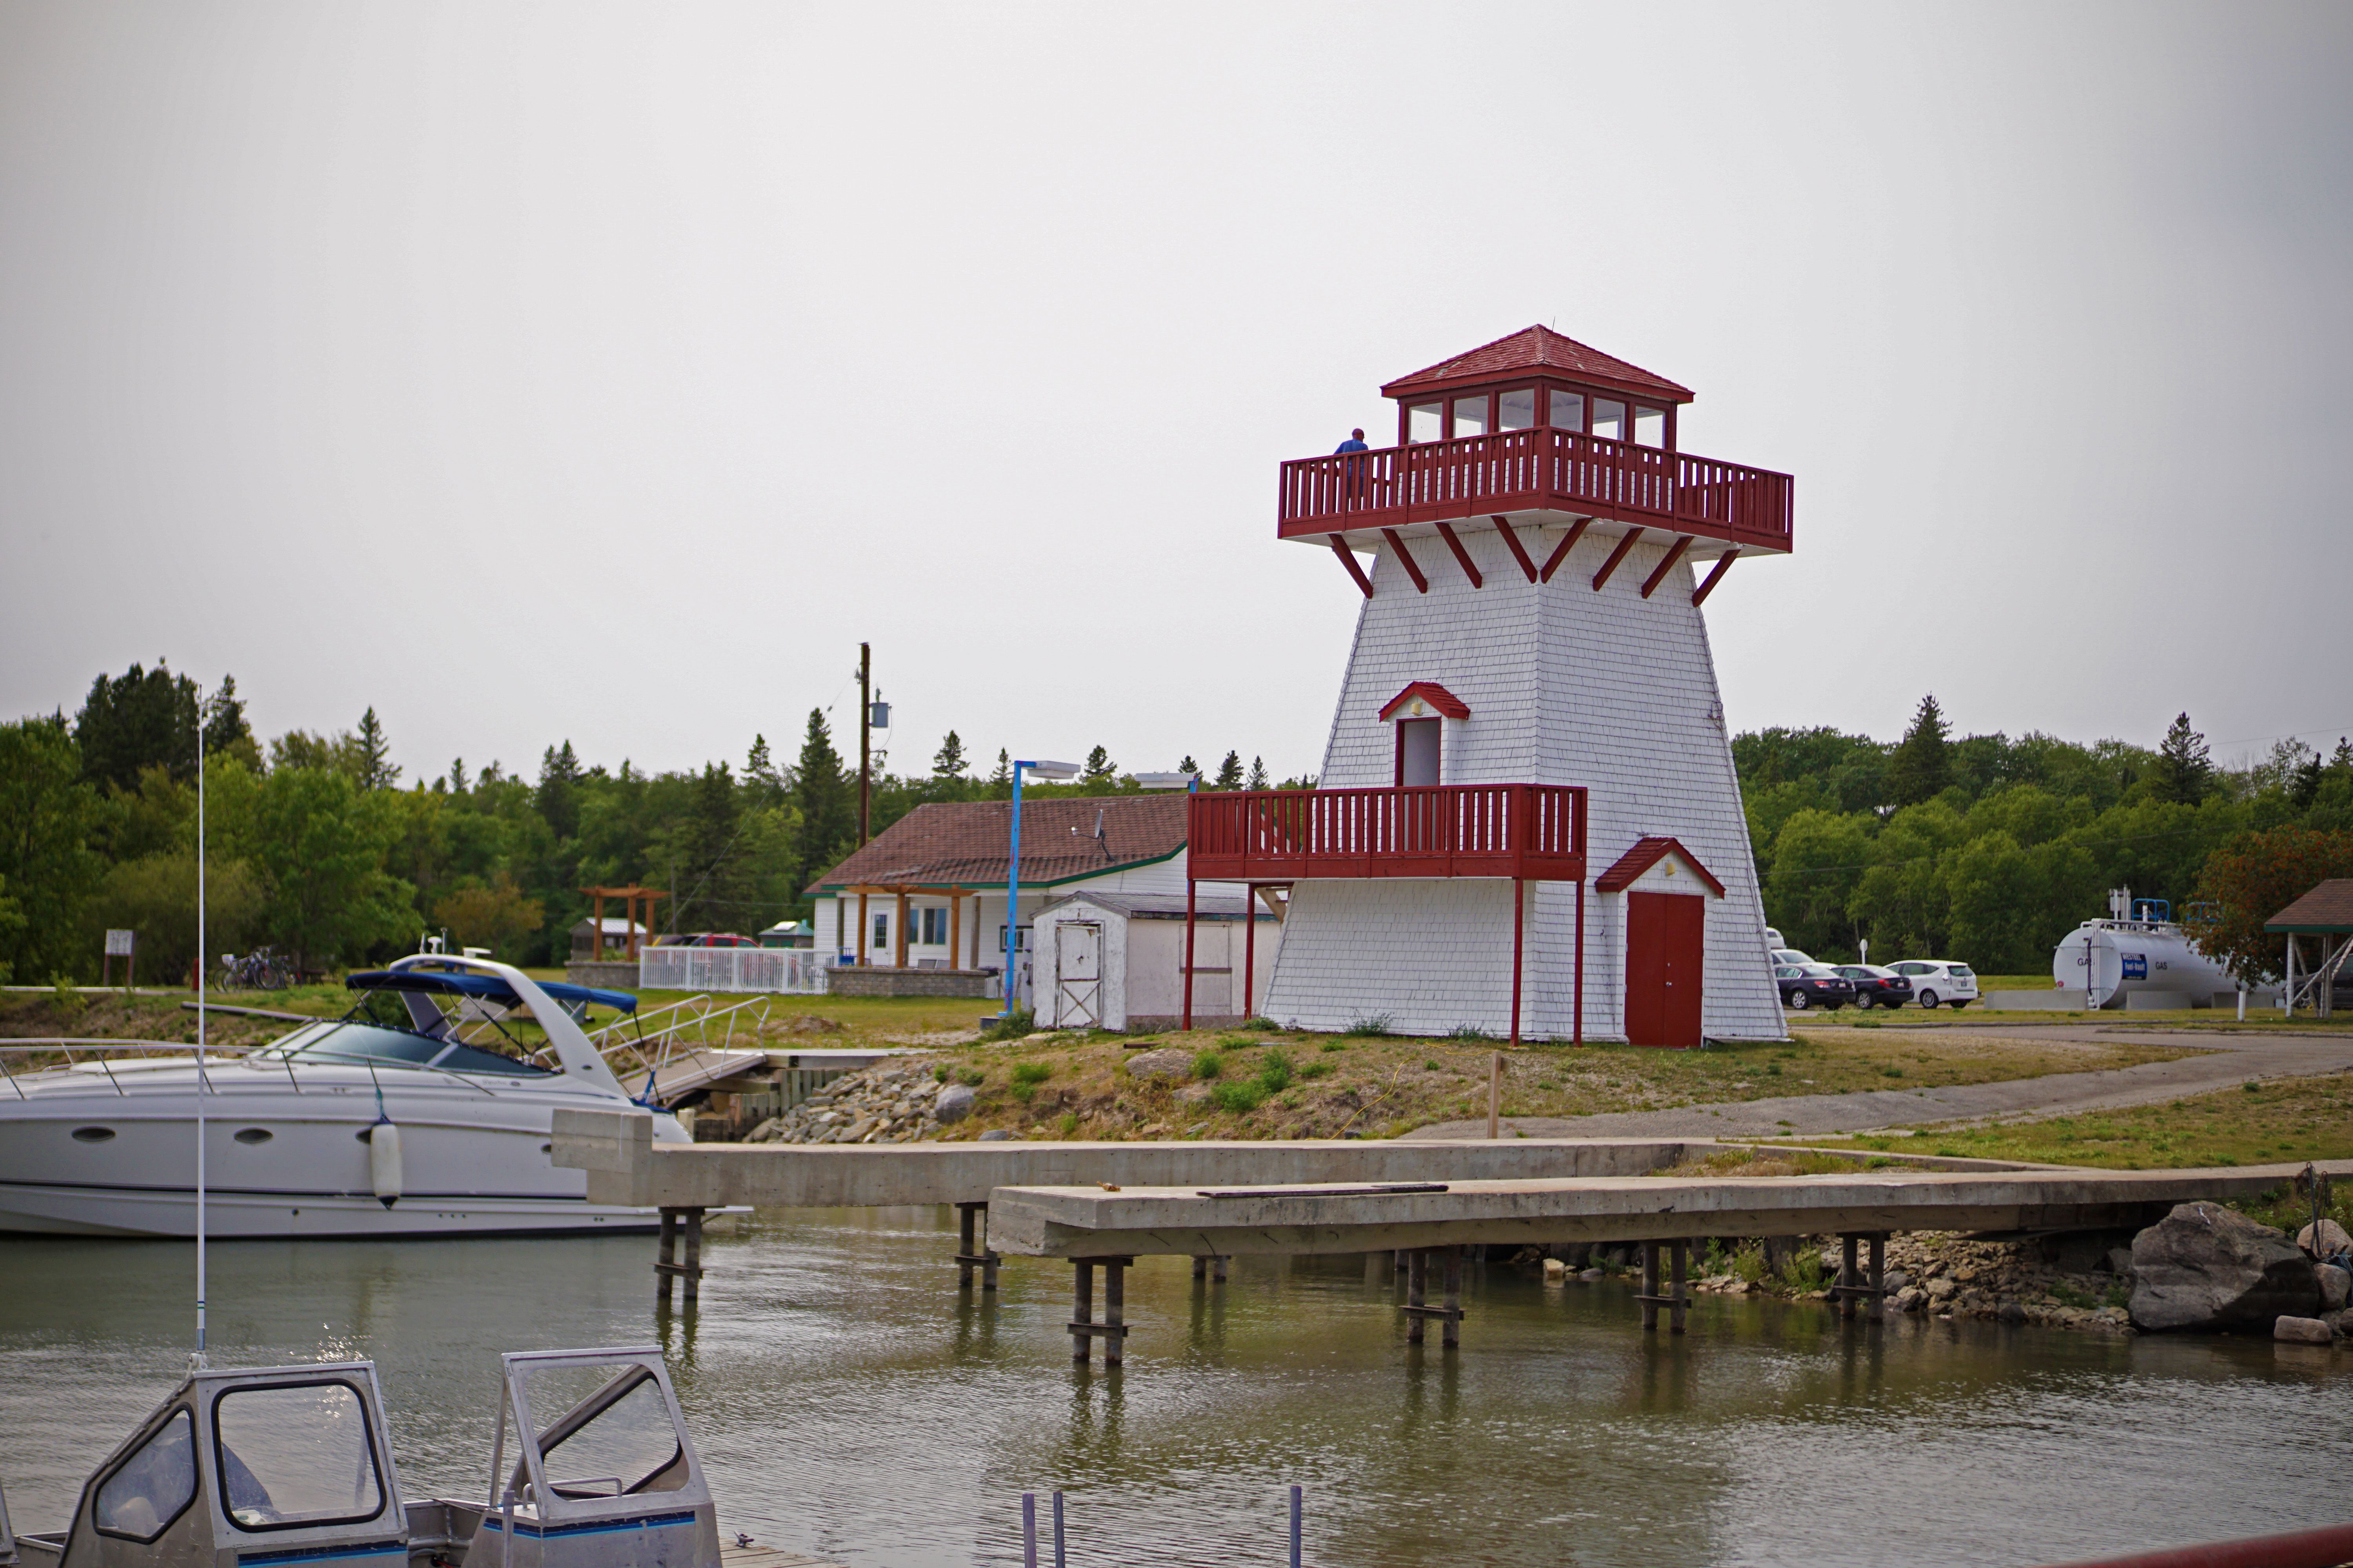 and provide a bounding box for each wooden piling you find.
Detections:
[1640,1241,1661,1331]
[1105,1259,1126,1366]
[955,1200,999,1291]
[1071,1261,1095,1360]
[656,1209,678,1308]
[655,1206,707,1307]
[682,1208,704,1306]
